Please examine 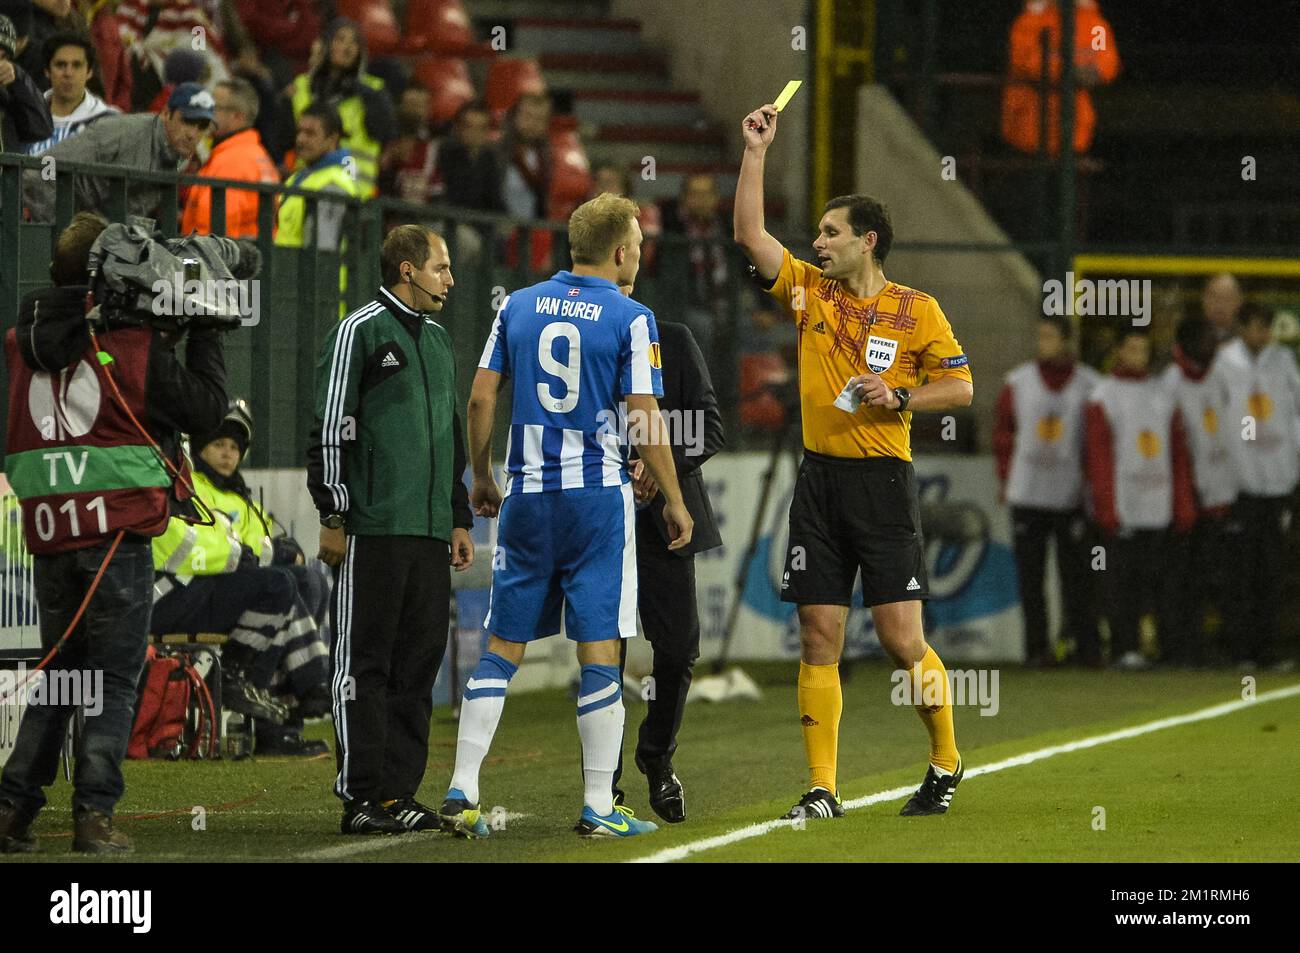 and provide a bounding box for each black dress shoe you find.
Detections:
[636,752,686,823]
